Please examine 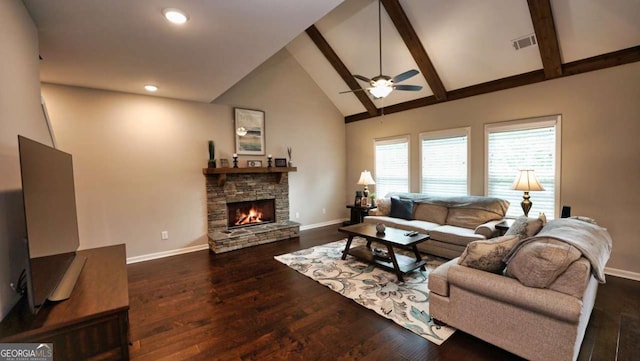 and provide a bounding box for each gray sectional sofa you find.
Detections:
[364,192,510,258]
[429,217,613,361]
